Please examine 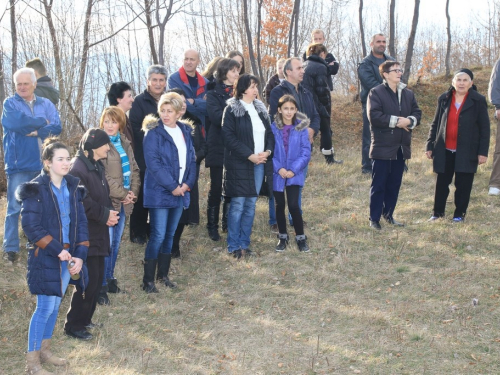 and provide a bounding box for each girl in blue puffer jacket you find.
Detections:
[271,95,311,252]
[16,138,89,374]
